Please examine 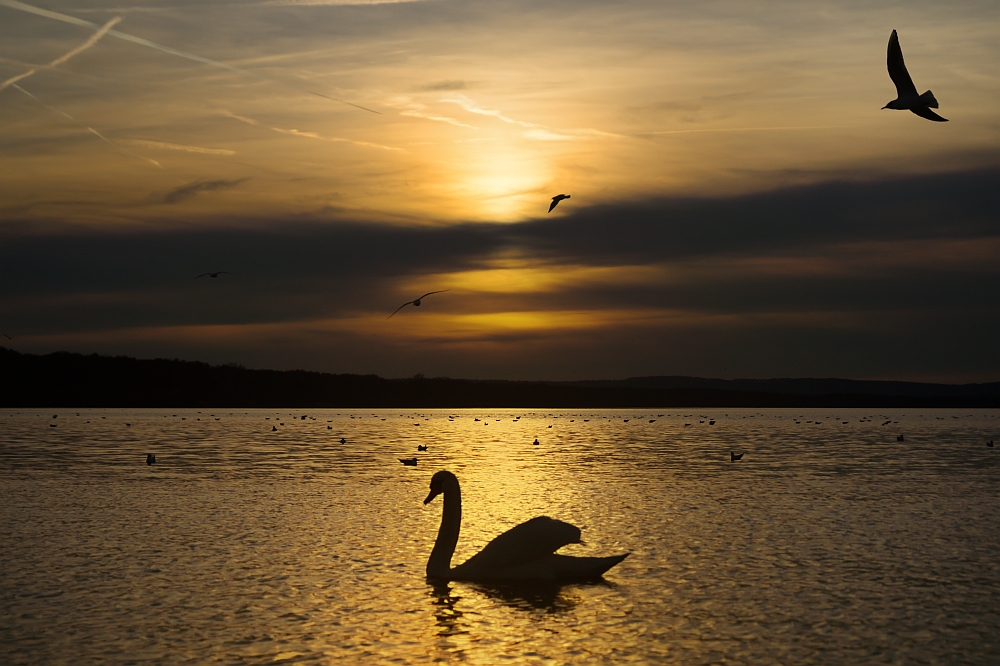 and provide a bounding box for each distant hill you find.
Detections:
[562,376,1000,398]
[1,347,998,408]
